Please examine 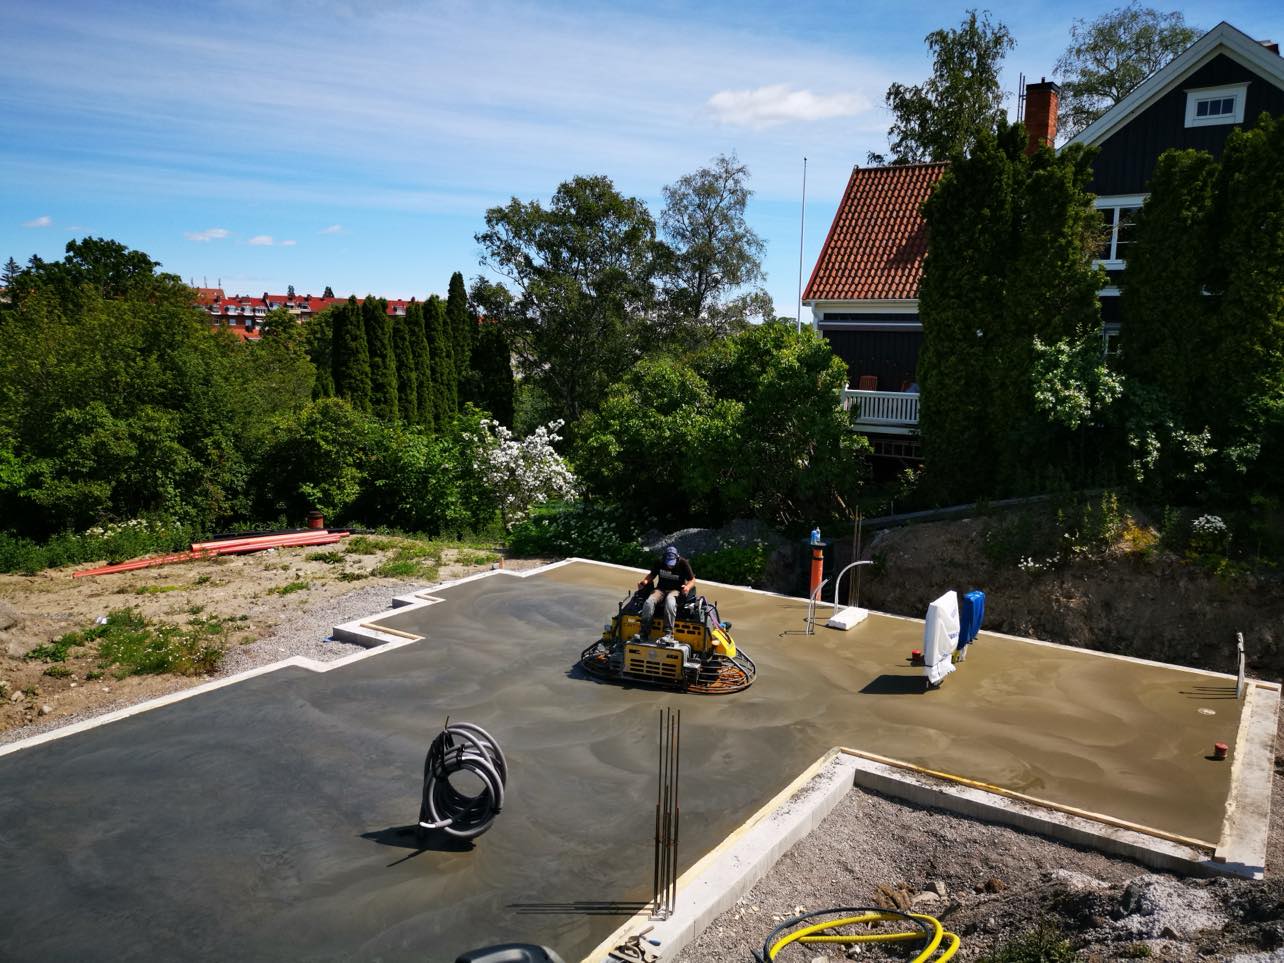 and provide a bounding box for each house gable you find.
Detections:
[1066,22,1284,196]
